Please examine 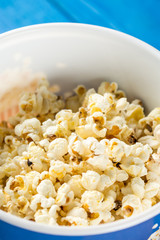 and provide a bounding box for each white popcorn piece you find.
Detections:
[138,136,160,150]
[37,180,56,198]
[42,119,55,133]
[47,138,68,160]
[101,195,116,212]
[97,174,113,191]
[5,175,29,197]
[17,196,29,214]
[121,156,147,177]
[15,118,41,136]
[121,183,133,196]
[30,194,55,212]
[56,183,74,206]
[49,160,71,180]
[87,155,111,171]
[89,210,114,225]
[116,169,128,182]
[76,124,106,139]
[144,181,160,199]
[34,206,59,225]
[68,134,85,157]
[68,175,84,198]
[39,139,50,151]
[121,194,142,218]
[116,98,129,111]
[126,104,144,122]
[56,109,73,121]
[67,207,87,219]
[88,93,110,114]
[131,177,145,199]
[108,138,130,162]
[81,190,104,213]
[25,171,41,193]
[142,199,152,211]
[81,170,100,190]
